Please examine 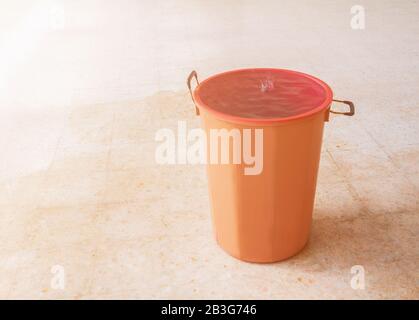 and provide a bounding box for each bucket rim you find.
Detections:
[193,68,334,125]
